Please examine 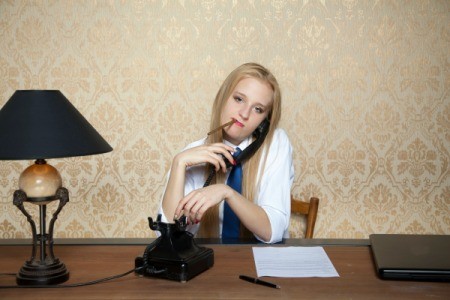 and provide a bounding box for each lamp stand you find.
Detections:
[13,187,70,285]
